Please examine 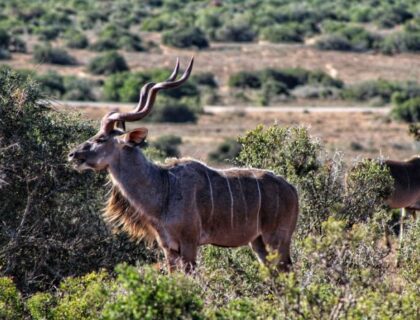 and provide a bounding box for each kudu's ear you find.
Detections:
[123,128,148,145]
